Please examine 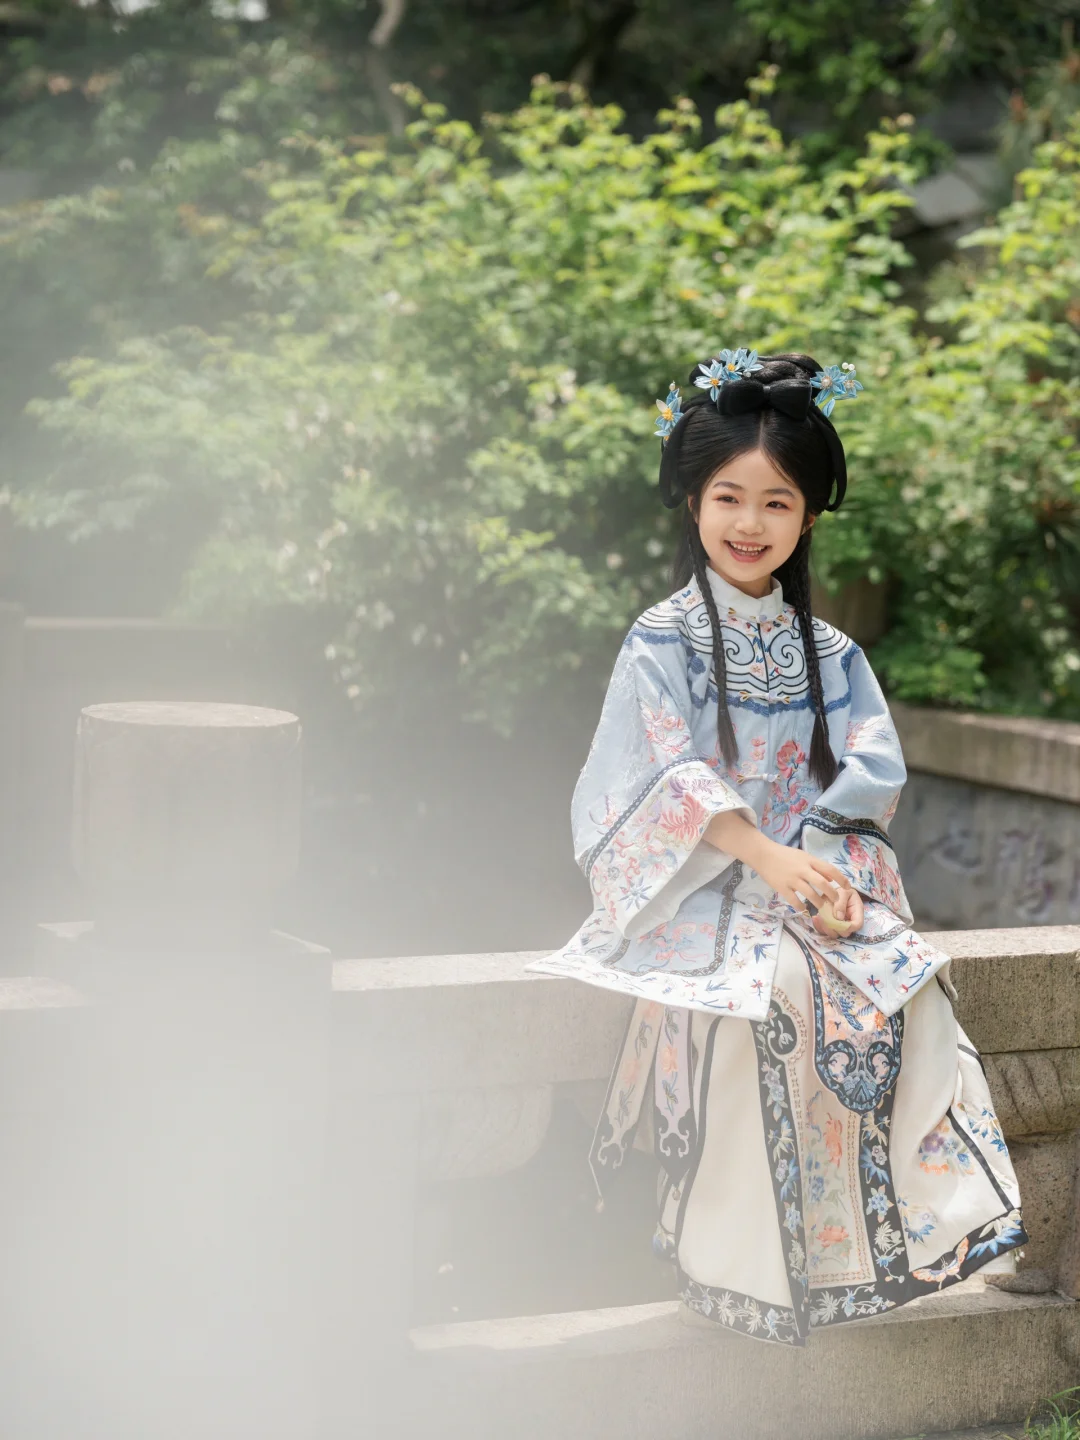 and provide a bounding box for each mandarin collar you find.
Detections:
[705,566,785,622]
